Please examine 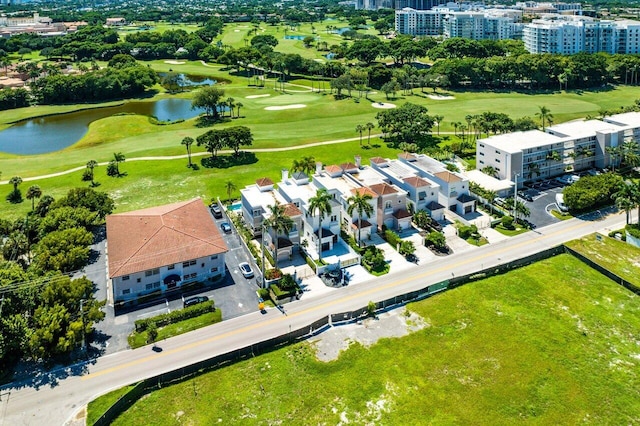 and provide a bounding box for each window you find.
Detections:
[495,159,500,163]
[122,275,130,281]
[211,267,218,273]
[495,150,500,154]
[122,289,130,295]
[167,264,175,270]
[479,143,485,148]
[210,255,218,260]
[479,152,484,156]
[479,160,485,165]
[190,273,197,279]
[182,260,196,268]
[385,201,392,209]
[137,278,141,283]
[145,283,153,290]
[153,282,161,289]
[330,215,337,222]
[145,268,159,277]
